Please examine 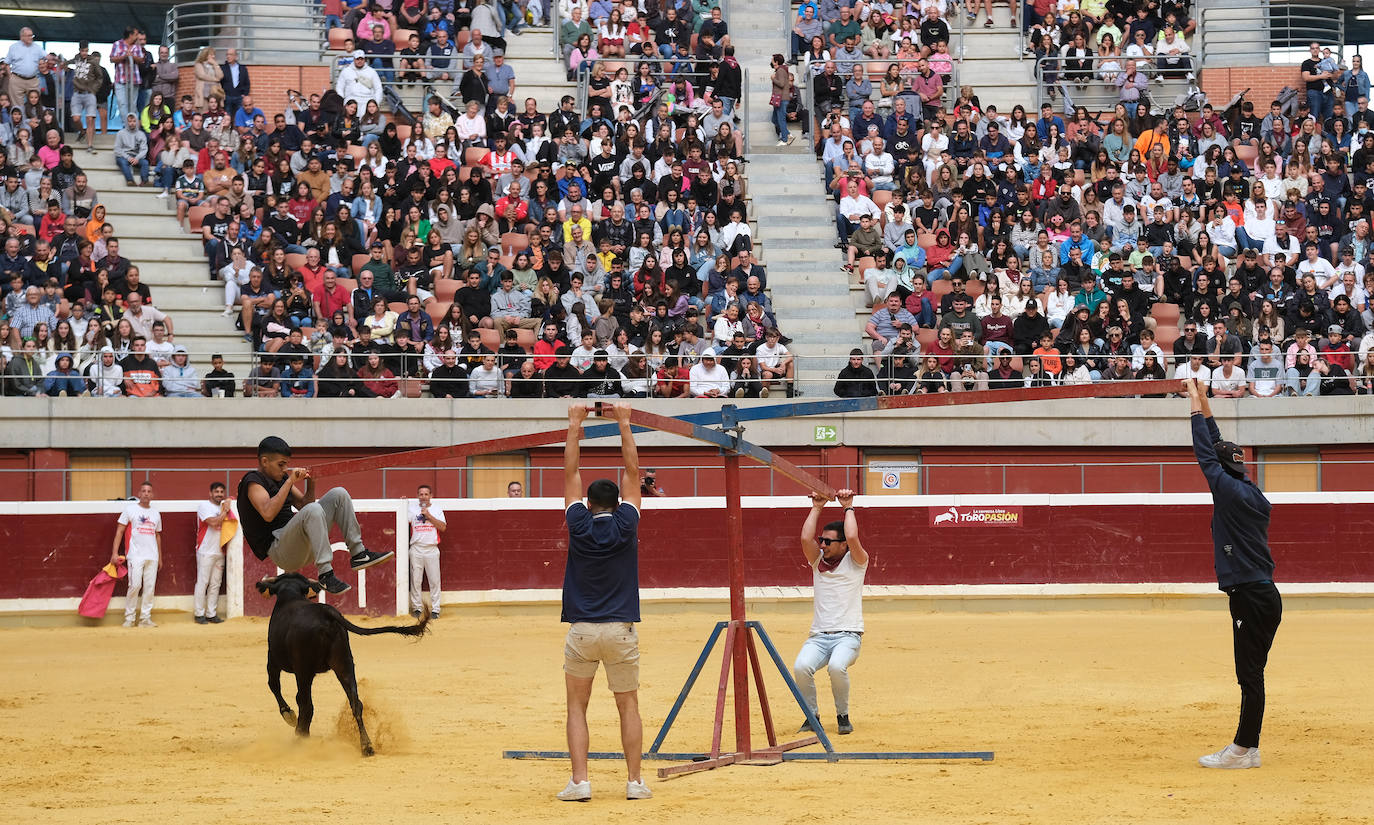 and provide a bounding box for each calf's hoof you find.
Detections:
[280,709,297,726]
